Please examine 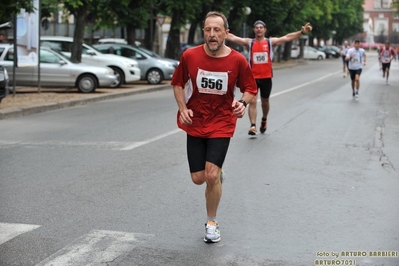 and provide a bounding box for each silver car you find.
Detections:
[0,44,117,93]
[93,43,178,84]
[41,36,141,88]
